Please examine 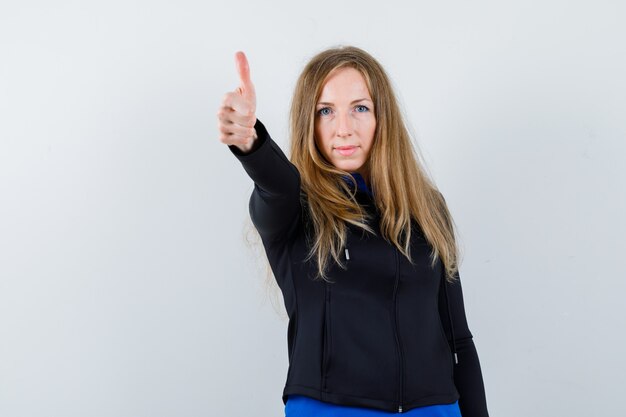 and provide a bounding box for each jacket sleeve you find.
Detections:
[438,269,490,417]
[227,118,302,243]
